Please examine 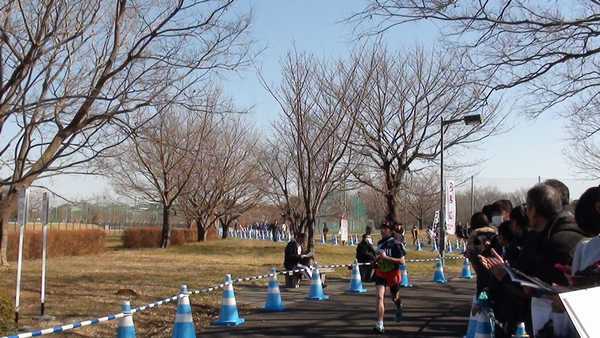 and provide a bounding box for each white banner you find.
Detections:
[339,218,349,242]
[433,210,440,229]
[446,180,456,234]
